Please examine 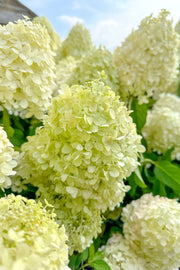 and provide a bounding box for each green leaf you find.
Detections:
[134,167,147,188]
[130,99,148,133]
[178,82,180,97]
[3,109,14,138]
[154,161,180,195]
[68,254,81,270]
[10,129,26,147]
[89,243,95,261]
[82,247,89,262]
[89,260,111,270]
[92,250,105,261]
